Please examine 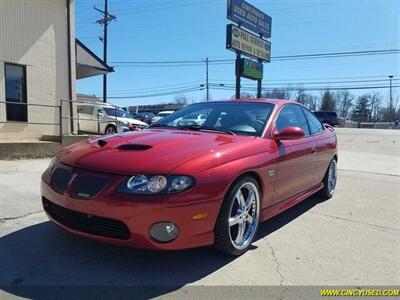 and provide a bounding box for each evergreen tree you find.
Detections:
[320,90,336,111]
[352,95,370,122]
